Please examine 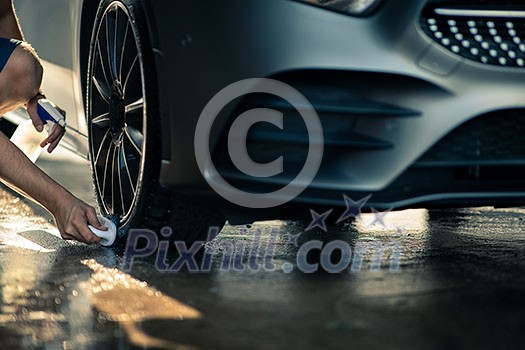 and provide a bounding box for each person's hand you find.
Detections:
[53,196,107,244]
[26,94,66,153]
